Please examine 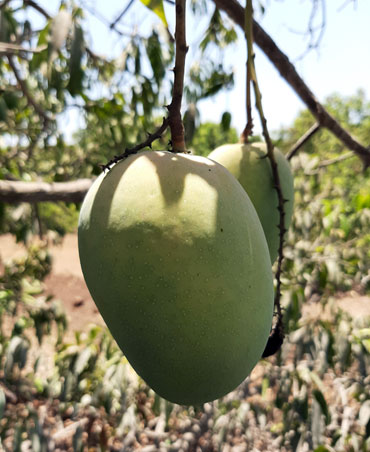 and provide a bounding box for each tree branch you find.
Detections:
[167,0,188,152]
[0,179,93,203]
[212,0,370,169]
[23,0,51,19]
[101,117,170,171]
[0,0,12,9]
[0,42,47,54]
[110,0,135,29]
[6,54,52,126]
[287,122,321,160]
[241,0,253,143]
